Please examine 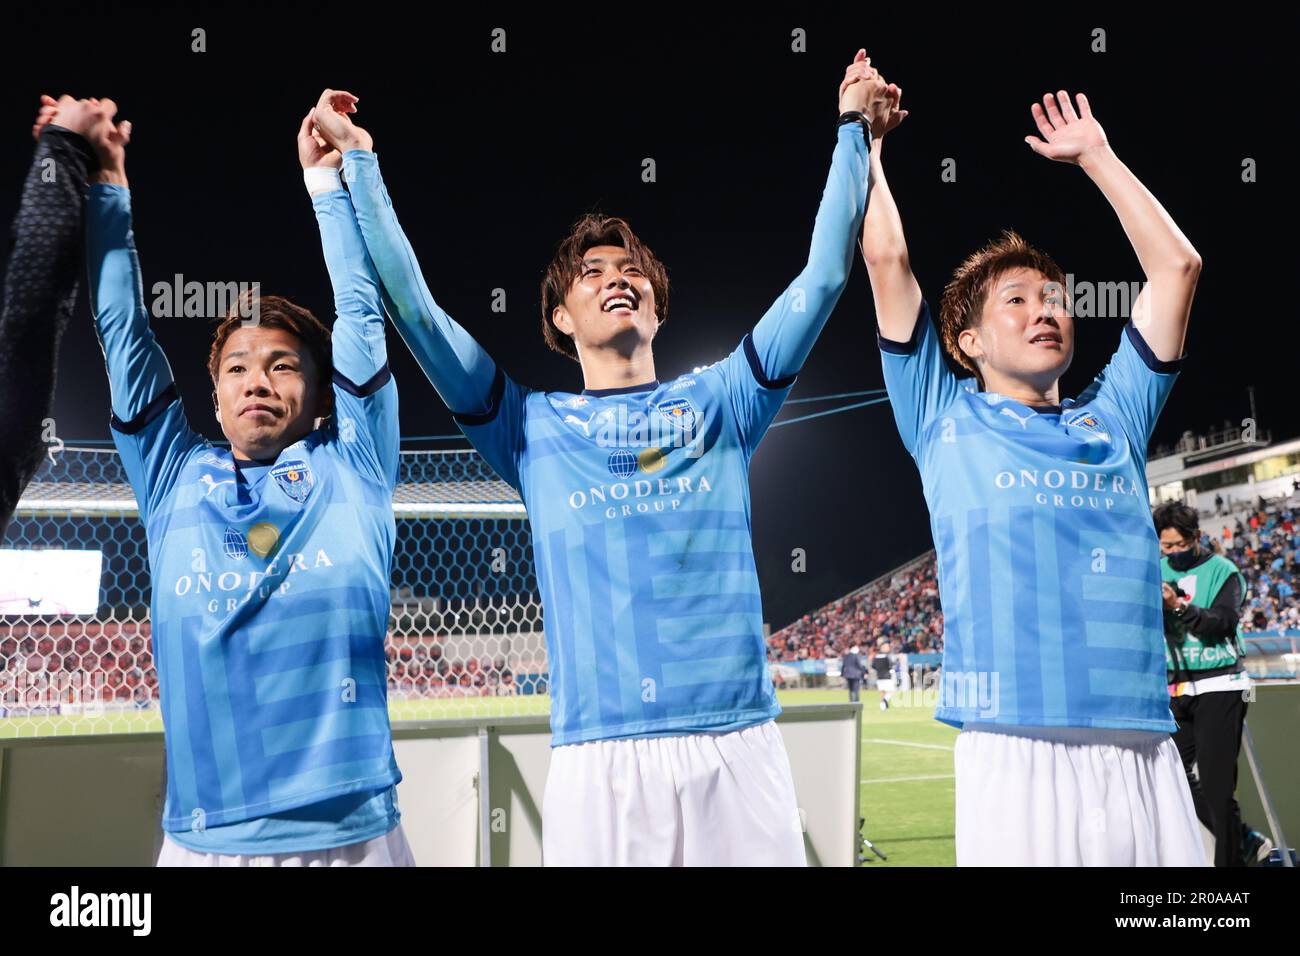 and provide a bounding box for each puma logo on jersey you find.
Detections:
[200,474,235,497]
[999,407,1033,429]
[563,412,596,435]
[563,408,614,436]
